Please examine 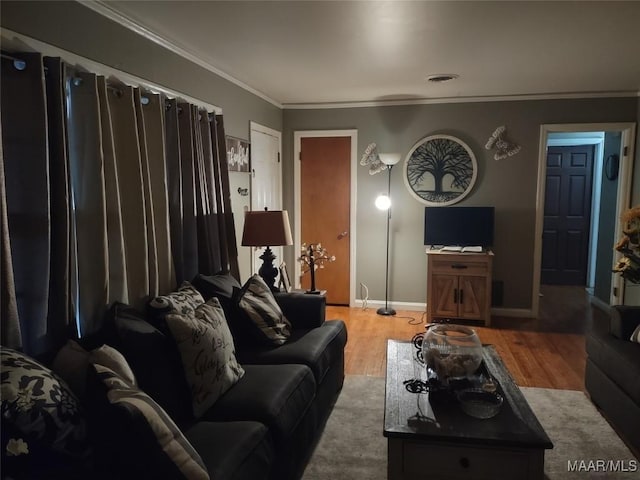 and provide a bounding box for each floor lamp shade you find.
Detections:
[242,210,293,292]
